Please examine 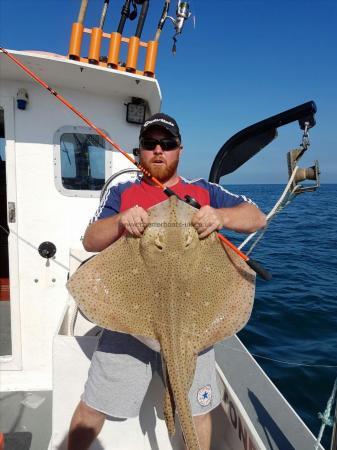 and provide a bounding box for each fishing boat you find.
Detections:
[0,1,330,449]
